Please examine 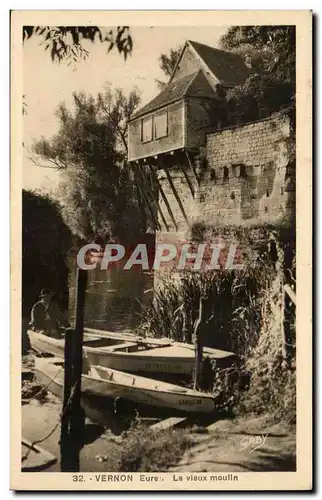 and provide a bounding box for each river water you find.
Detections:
[68,264,154,333]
